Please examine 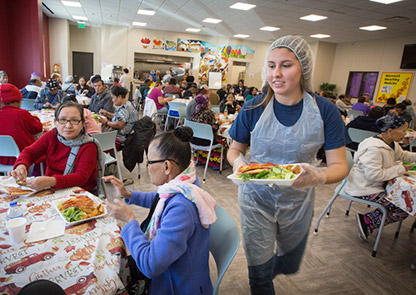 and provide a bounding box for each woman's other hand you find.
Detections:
[292,164,327,189]
[403,164,413,171]
[10,165,28,182]
[102,176,132,199]
[26,176,56,190]
[106,199,135,223]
